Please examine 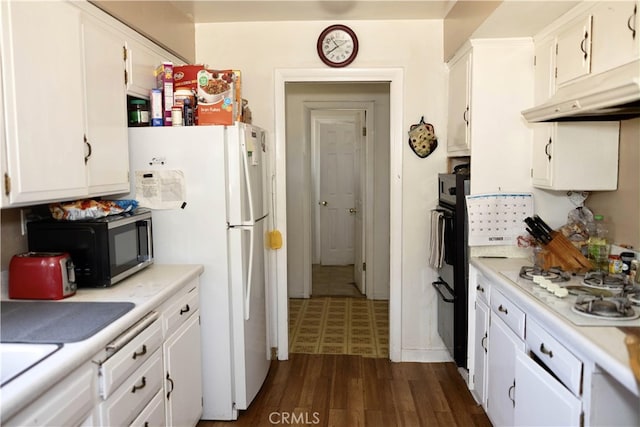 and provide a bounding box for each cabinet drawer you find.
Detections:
[100,319,162,399]
[5,364,94,427]
[475,274,491,305]
[164,284,199,338]
[129,390,165,427]
[491,289,525,339]
[527,319,583,396]
[99,349,163,427]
